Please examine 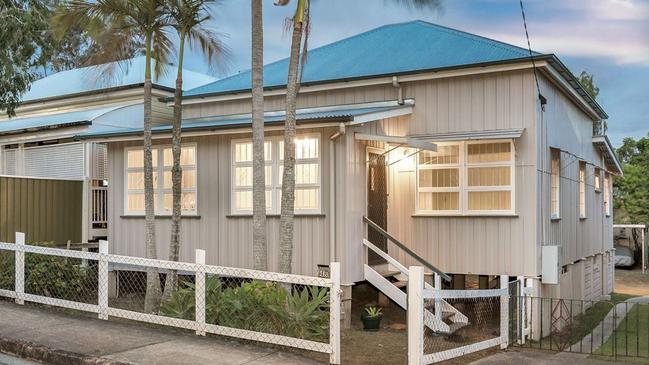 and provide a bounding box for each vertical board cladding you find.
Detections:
[538,74,613,267]
[0,176,82,244]
[382,70,539,277]
[107,127,334,278]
